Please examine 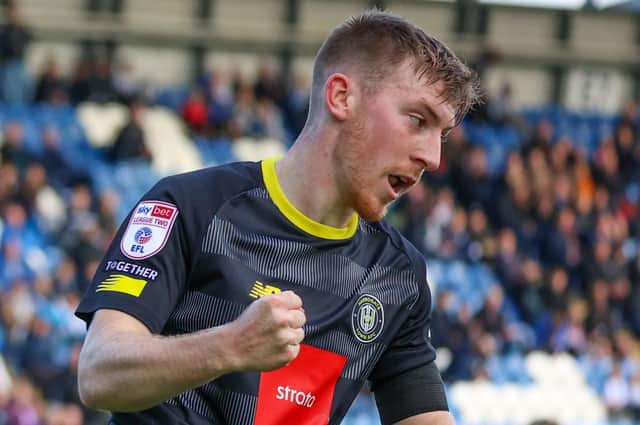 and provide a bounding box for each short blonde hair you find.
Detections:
[310,10,480,125]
